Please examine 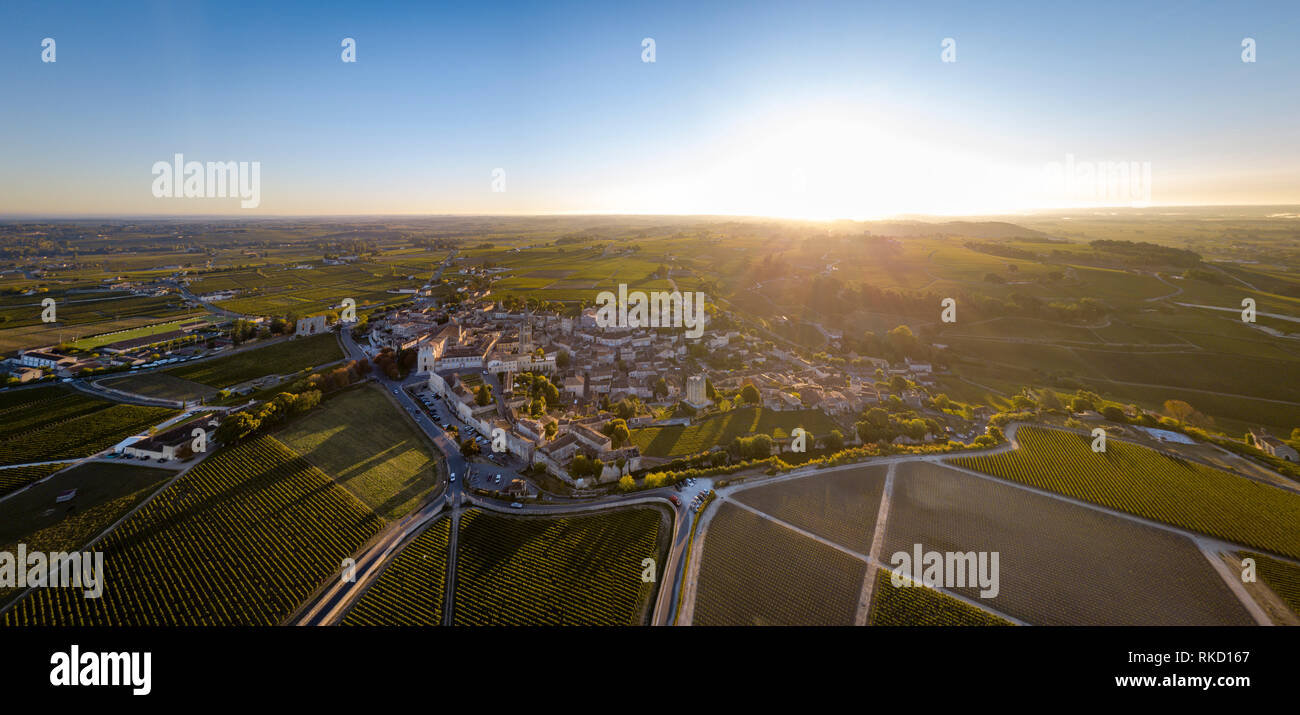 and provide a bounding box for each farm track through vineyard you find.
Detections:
[949,427,1300,560]
[1,436,383,626]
